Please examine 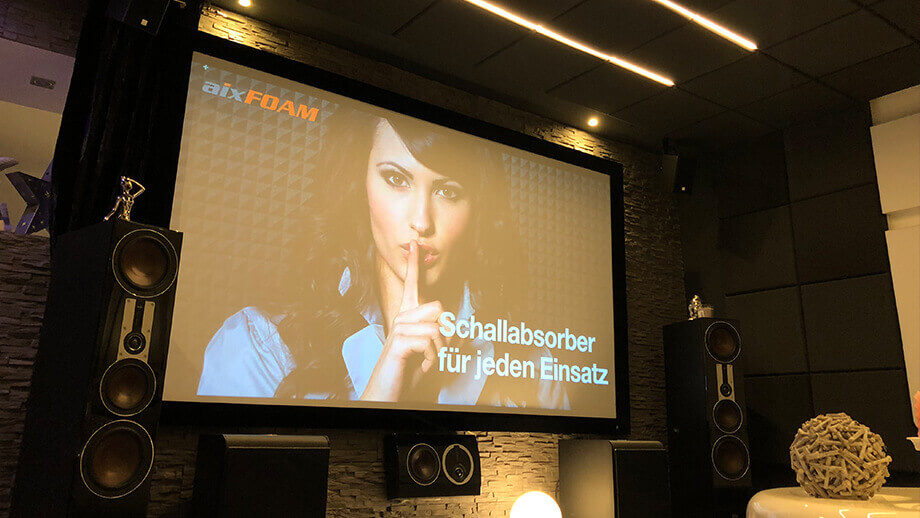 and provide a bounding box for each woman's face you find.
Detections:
[366,119,473,291]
